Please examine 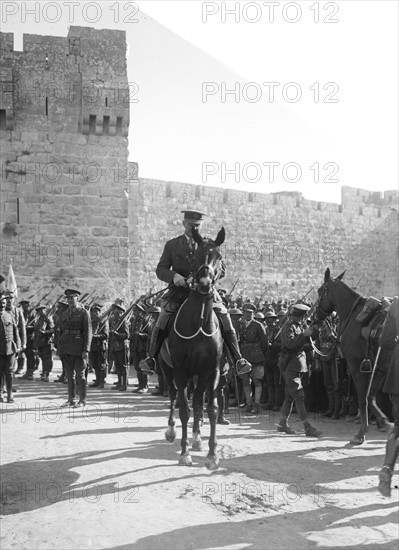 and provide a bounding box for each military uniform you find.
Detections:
[6,293,26,374]
[0,293,21,402]
[130,305,149,393]
[89,304,108,389]
[264,312,284,411]
[34,305,54,381]
[378,298,399,497]
[145,209,251,376]
[109,304,129,391]
[318,316,341,418]
[237,303,268,413]
[58,289,92,407]
[277,304,321,437]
